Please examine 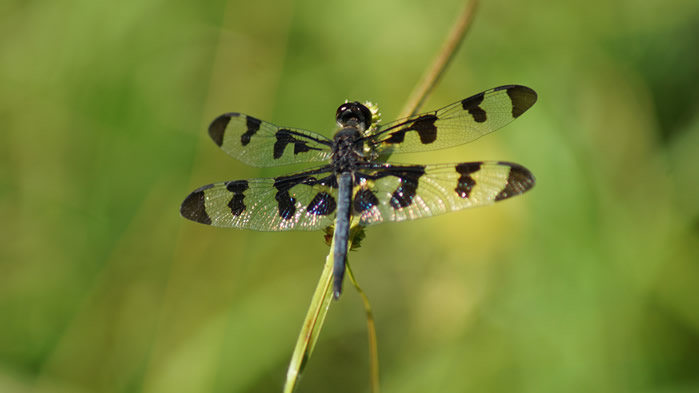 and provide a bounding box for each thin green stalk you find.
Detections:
[283,1,479,391]
[346,258,380,393]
